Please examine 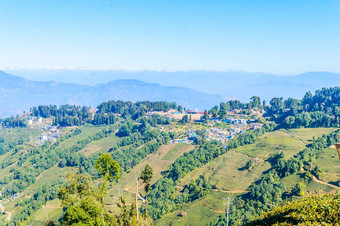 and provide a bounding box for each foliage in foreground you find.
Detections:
[58,153,150,225]
[247,194,340,225]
